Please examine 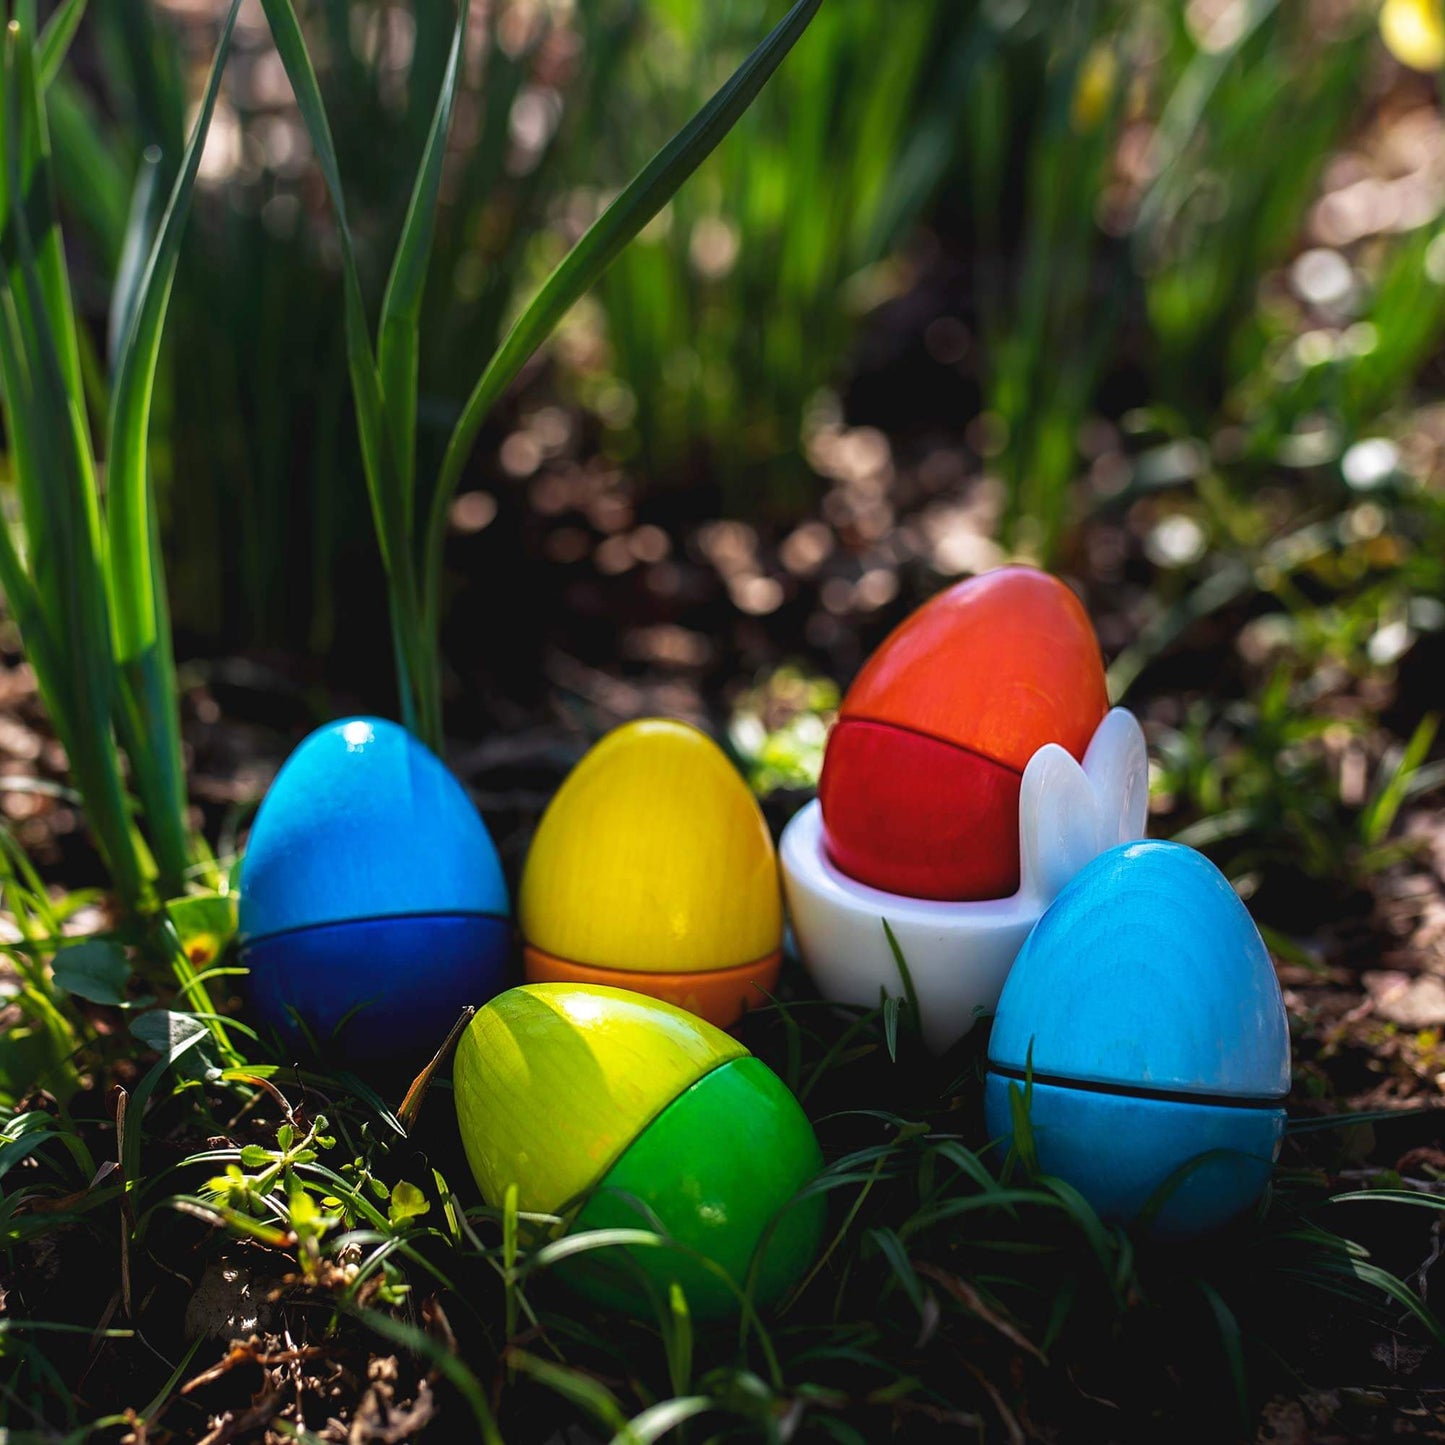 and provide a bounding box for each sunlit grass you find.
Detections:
[3,969,1442,1439]
[0,0,237,913]
[254,0,823,748]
